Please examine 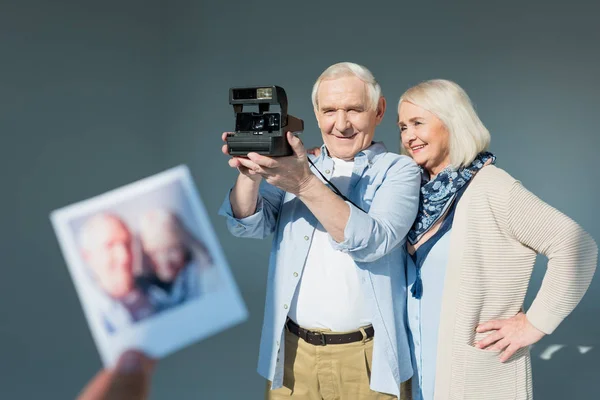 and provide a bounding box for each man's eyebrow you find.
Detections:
[320,104,364,111]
